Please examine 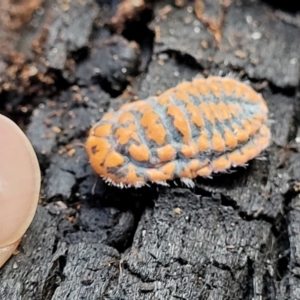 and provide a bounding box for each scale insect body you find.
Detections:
[86,77,271,188]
